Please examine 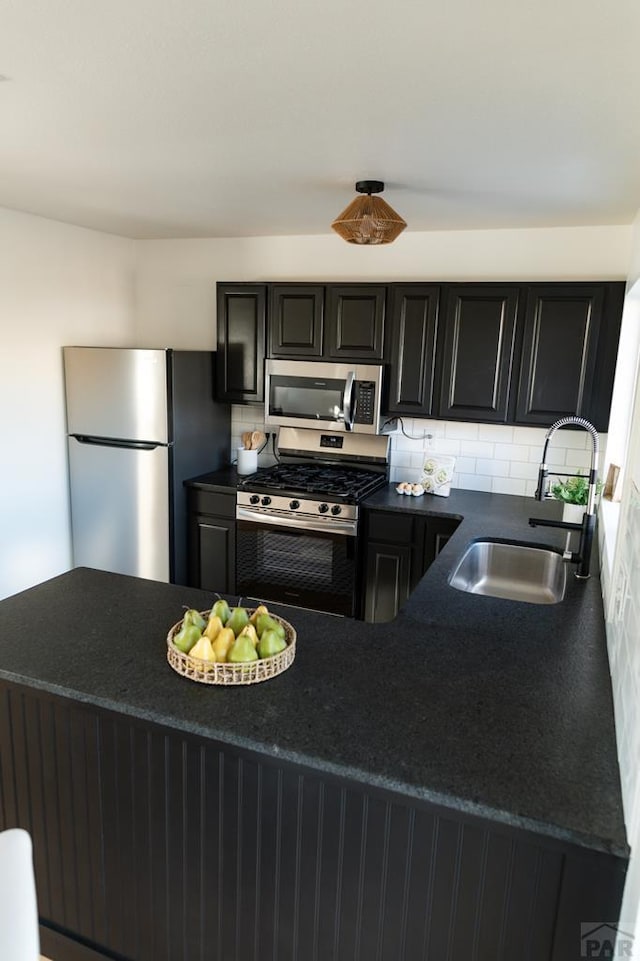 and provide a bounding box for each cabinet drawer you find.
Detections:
[367,511,414,543]
[189,489,236,519]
